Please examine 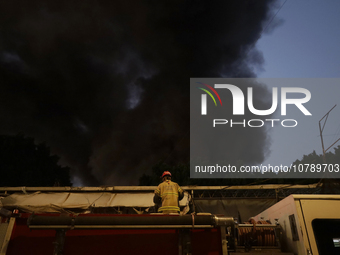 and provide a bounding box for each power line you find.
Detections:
[317,134,340,137]
[257,0,288,41]
[331,122,340,143]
